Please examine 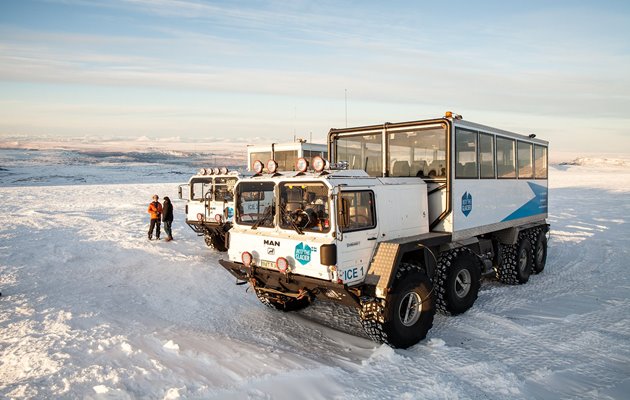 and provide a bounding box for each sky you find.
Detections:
[0,0,629,154]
